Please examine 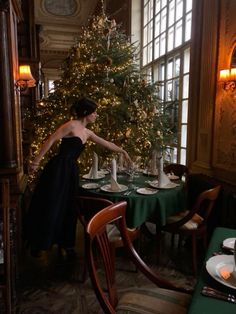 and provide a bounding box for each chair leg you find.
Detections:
[191,235,197,276]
